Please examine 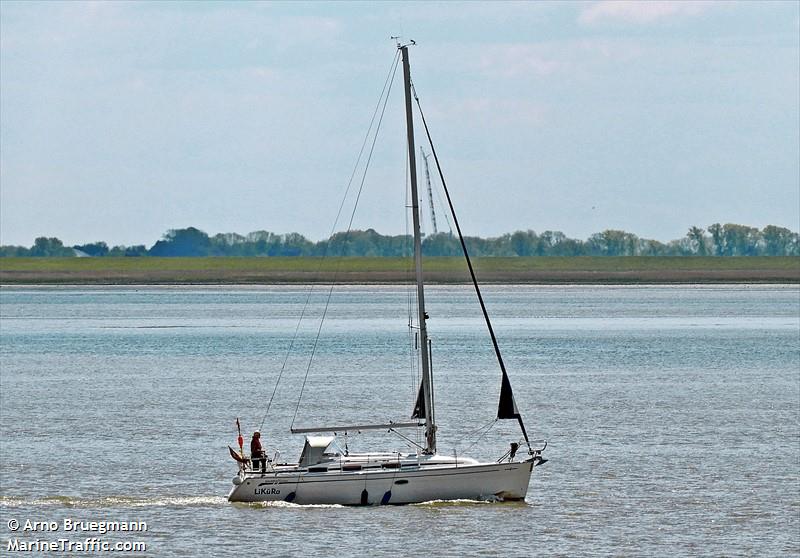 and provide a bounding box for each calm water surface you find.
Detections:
[1,285,798,556]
